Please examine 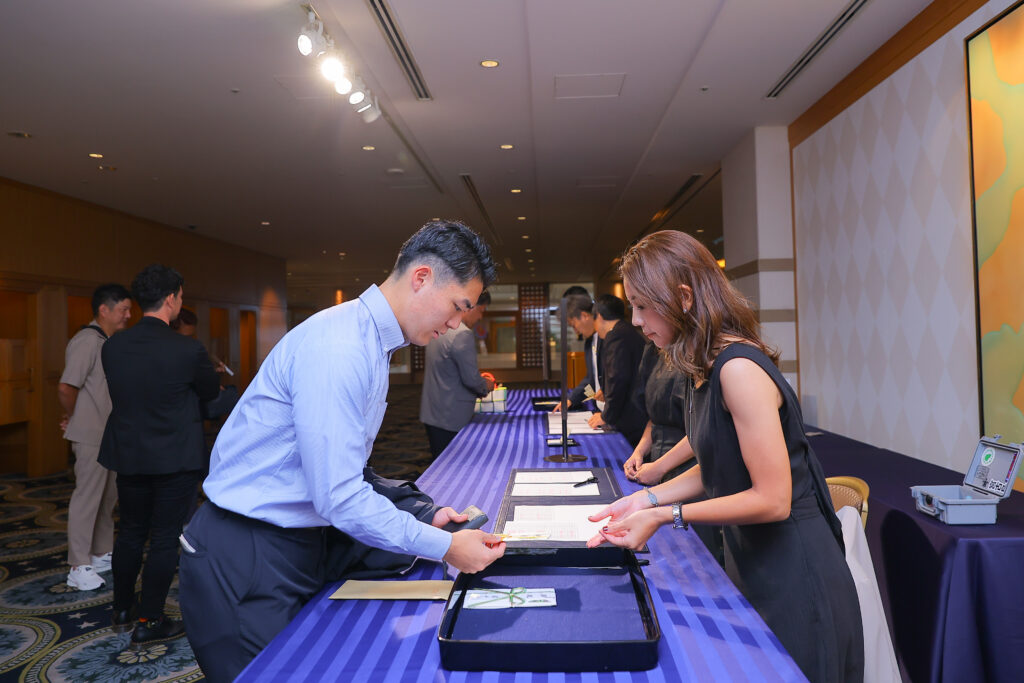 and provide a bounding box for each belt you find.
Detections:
[206,502,327,540]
